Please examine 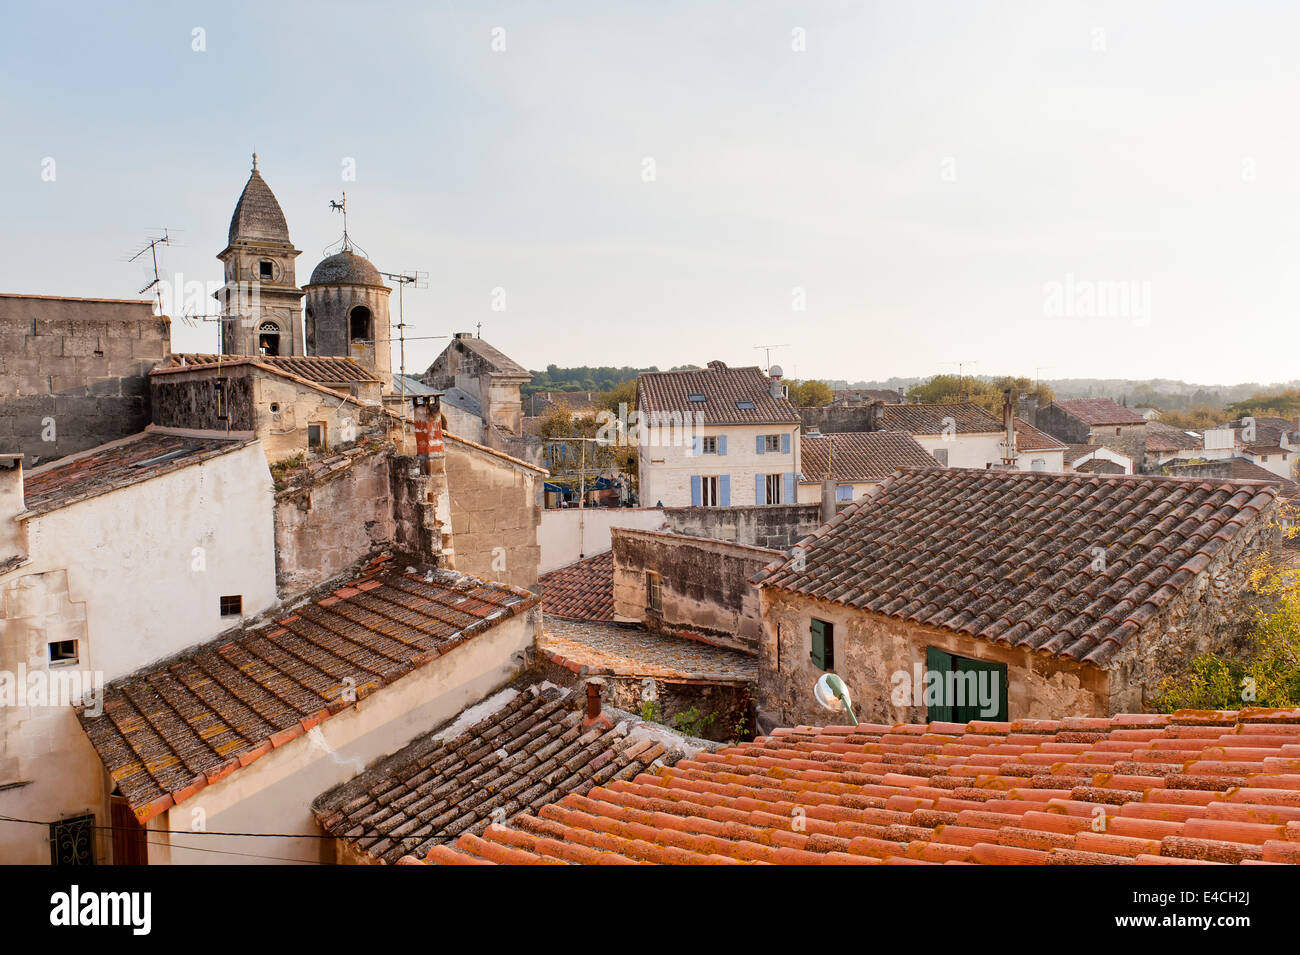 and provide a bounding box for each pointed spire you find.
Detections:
[251,151,259,172]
